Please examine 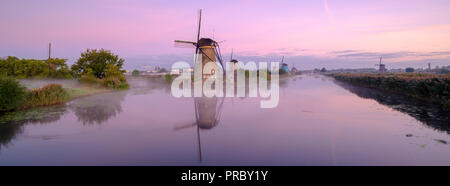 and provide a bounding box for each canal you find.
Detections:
[0,75,449,165]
